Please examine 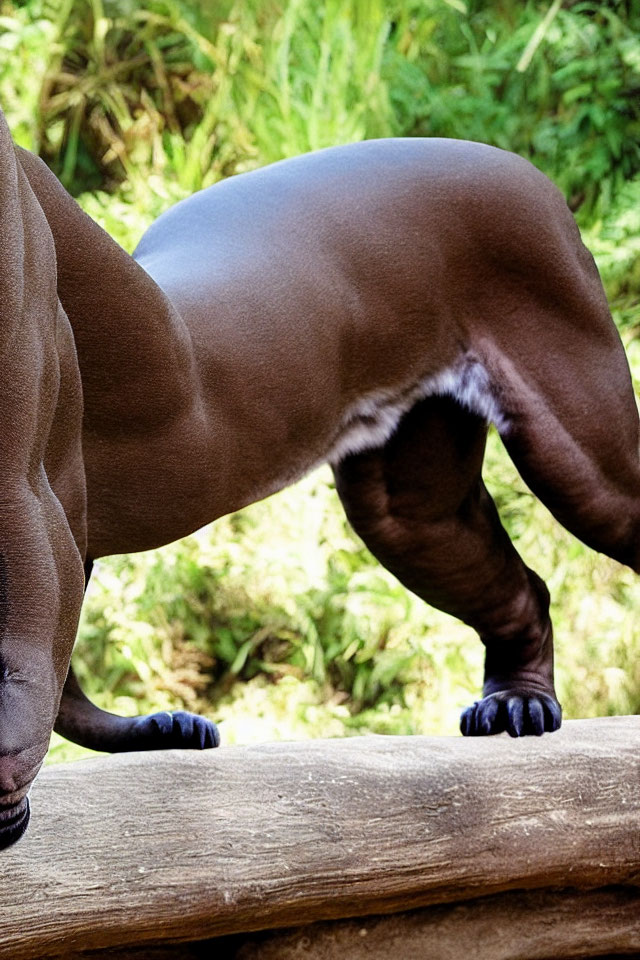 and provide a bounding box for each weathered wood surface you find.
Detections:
[224,887,640,960]
[0,717,638,959]
[63,888,640,960]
